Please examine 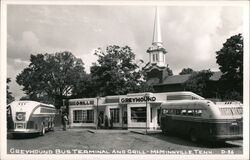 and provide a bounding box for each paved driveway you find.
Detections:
[7,128,243,155]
